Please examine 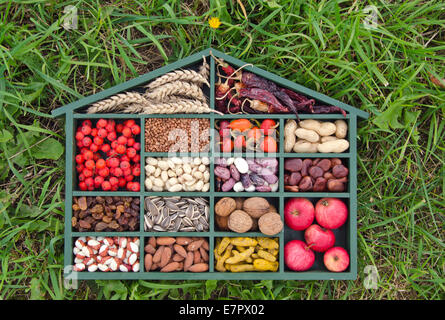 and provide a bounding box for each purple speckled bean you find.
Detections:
[214,158,228,167]
[256,185,272,192]
[221,178,236,192]
[248,162,263,173]
[262,174,278,185]
[259,167,275,176]
[255,158,278,168]
[214,166,231,180]
[240,174,252,189]
[249,173,265,186]
[229,164,240,181]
